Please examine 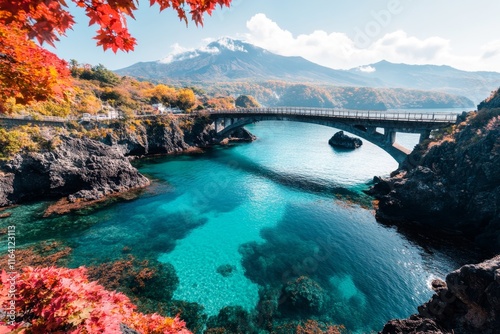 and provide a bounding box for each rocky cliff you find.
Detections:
[102,115,253,156]
[368,105,500,254]
[380,255,500,334]
[103,115,215,156]
[0,135,150,207]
